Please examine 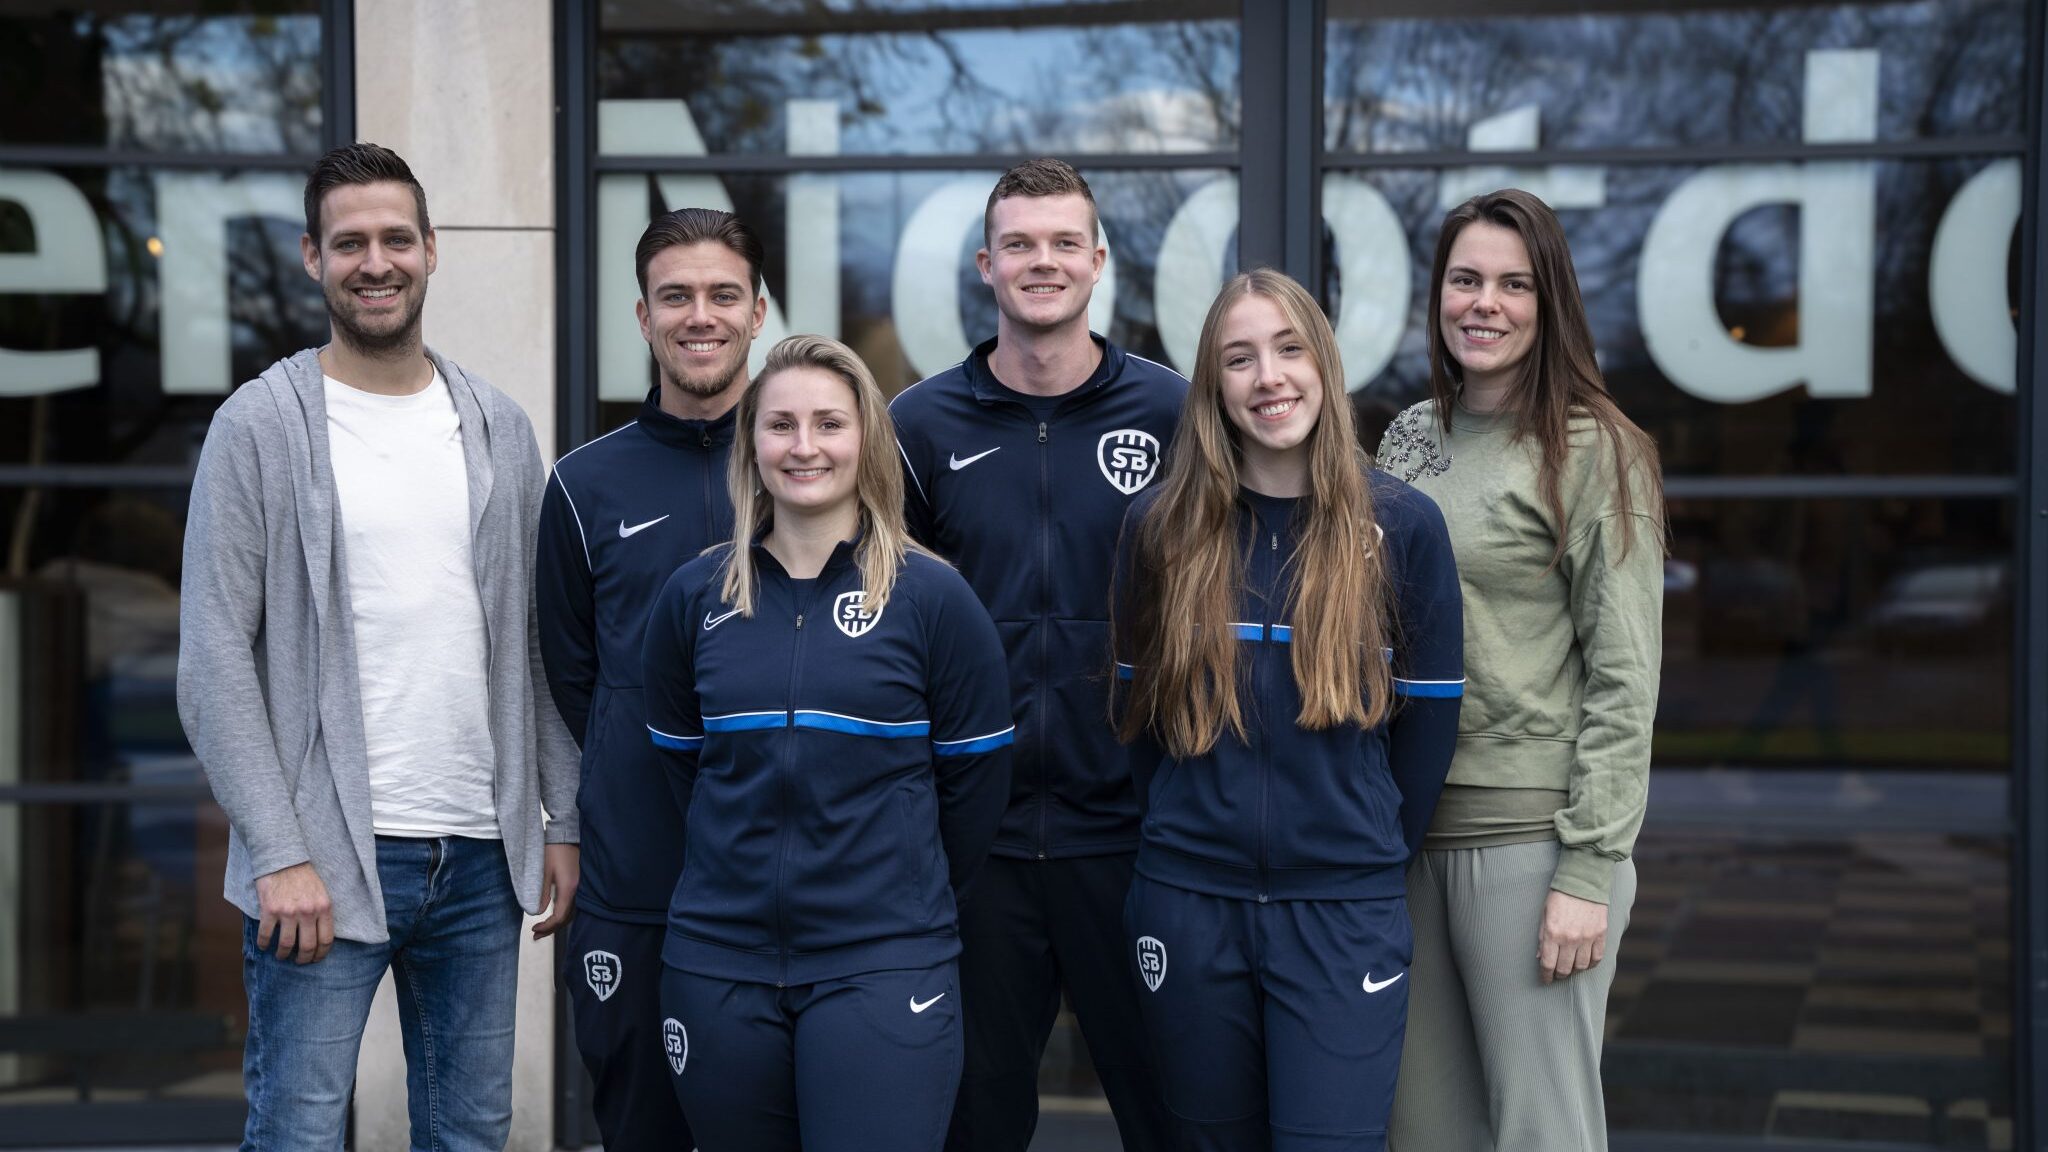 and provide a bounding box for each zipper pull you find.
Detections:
[795,614,805,630]
[1271,532,1278,551]
[1038,422,1048,444]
